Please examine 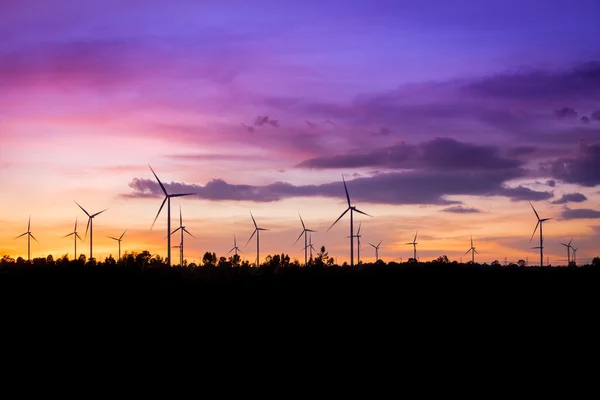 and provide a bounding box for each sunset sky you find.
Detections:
[1,0,599,265]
